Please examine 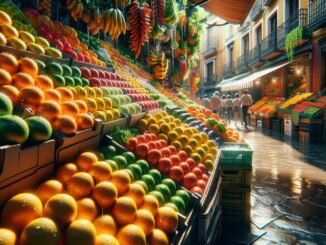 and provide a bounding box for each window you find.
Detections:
[270,14,277,34]
[205,61,215,82]
[242,34,250,55]
[207,26,217,49]
[255,25,262,45]
[227,44,234,64]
